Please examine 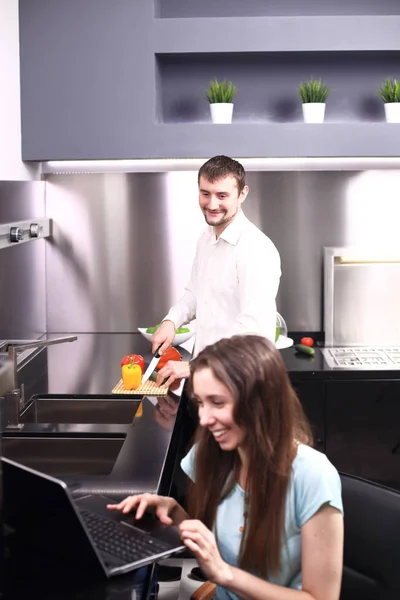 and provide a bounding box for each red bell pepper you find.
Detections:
[121,354,145,374]
[156,347,182,371]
